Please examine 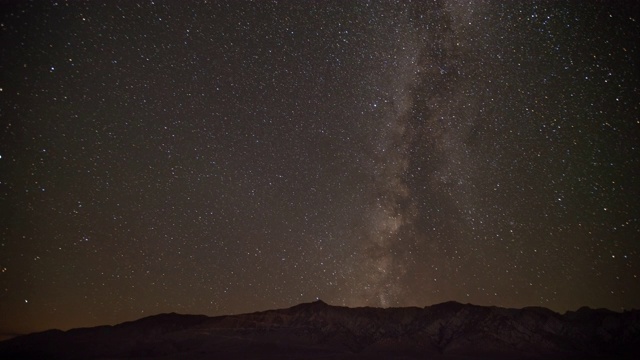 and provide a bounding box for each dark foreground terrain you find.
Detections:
[1,300,638,359]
